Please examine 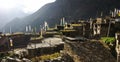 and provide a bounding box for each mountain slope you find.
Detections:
[3,0,120,32]
[0,8,28,29]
